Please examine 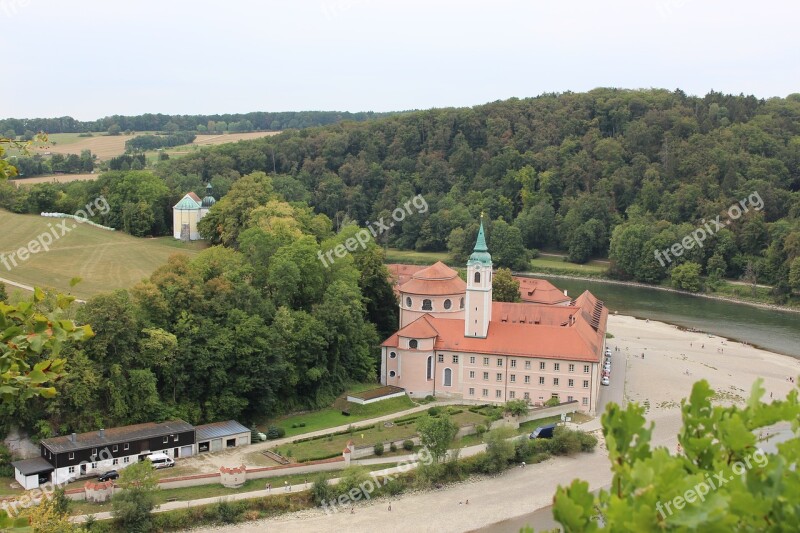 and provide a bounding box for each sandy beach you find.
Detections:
[189,314,800,532]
